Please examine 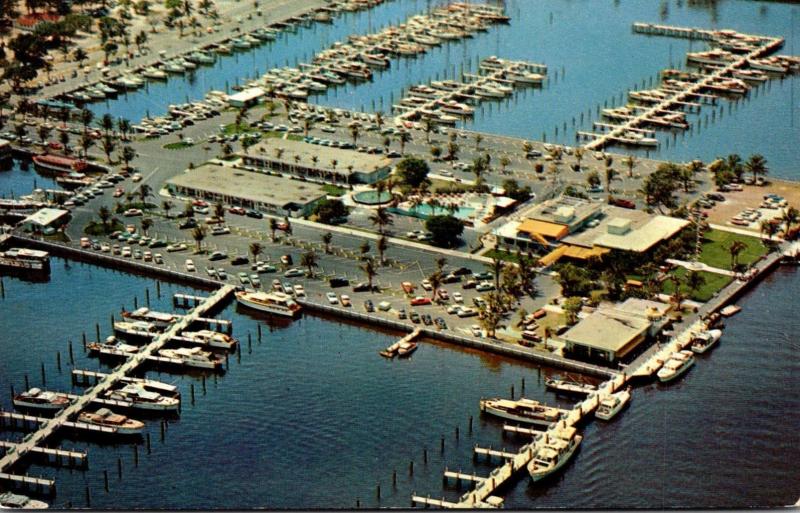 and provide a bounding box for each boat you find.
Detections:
[84,86,106,99]
[55,173,93,188]
[162,60,186,74]
[0,247,50,273]
[77,408,145,435]
[359,52,390,68]
[435,100,474,116]
[96,82,118,95]
[686,48,735,66]
[121,307,181,328]
[32,154,88,174]
[747,57,788,73]
[479,397,565,426]
[87,336,140,357]
[141,67,167,80]
[0,492,49,509]
[595,388,631,421]
[13,388,71,411]
[690,329,722,354]
[179,329,237,350]
[235,290,302,318]
[527,426,582,482]
[104,384,180,411]
[397,341,418,357]
[657,350,695,383]
[430,79,462,91]
[114,320,160,339]
[231,37,251,50]
[408,85,441,99]
[158,346,224,369]
[720,305,741,317]
[504,70,545,85]
[473,85,506,98]
[313,11,332,23]
[545,378,597,396]
[185,51,215,65]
